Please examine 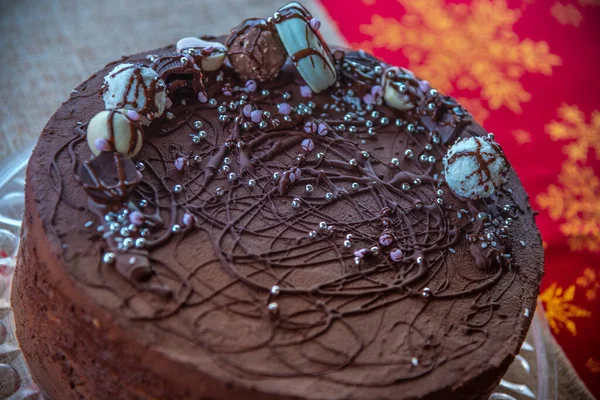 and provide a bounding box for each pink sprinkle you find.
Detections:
[419,80,431,93]
[354,248,368,259]
[293,168,302,178]
[390,248,403,262]
[289,172,296,183]
[317,123,329,136]
[304,121,317,133]
[301,138,315,153]
[183,213,195,226]
[174,157,187,171]
[222,86,233,96]
[371,85,383,98]
[197,91,208,103]
[94,138,111,152]
[243,104,253,118]
[129,211,144,226]
[126,110,140,121]
[165,97,173,109]
[363,93,375,105]
[251,110,263,123]
[245,80,257,92]
[278,103,292,115]
[379,233,394,247]
[299,85,312,98]
[309,17,321,31]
